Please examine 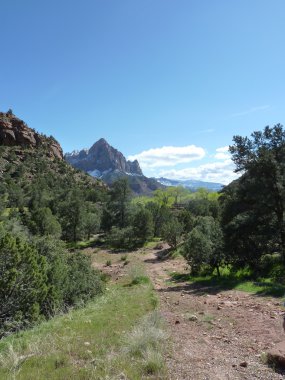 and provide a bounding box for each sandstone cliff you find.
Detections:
[0,111,63,159]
